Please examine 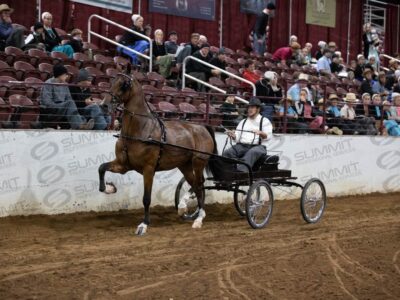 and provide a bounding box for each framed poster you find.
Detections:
[240,0,276,15]
[71,0,133,13]
[149,0,216,21]
[306,0,336,28]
